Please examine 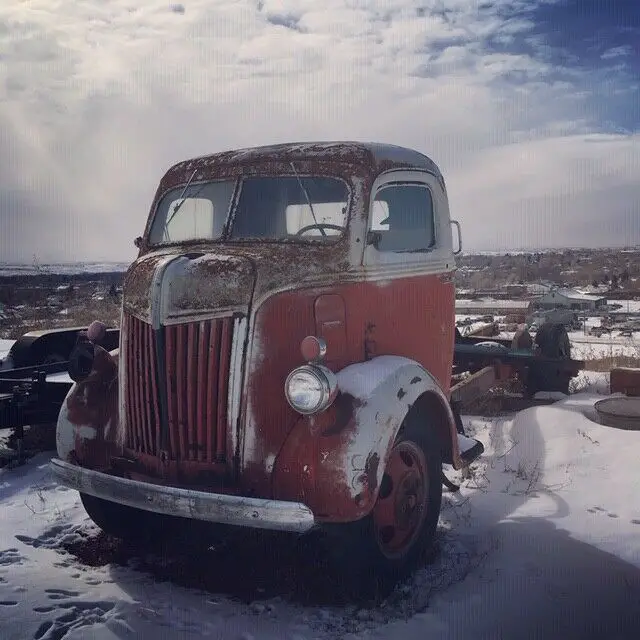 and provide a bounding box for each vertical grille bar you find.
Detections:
[165,325,178,456]
[186,323,198,459]
[141,322,156,455]
[205,320,220,463]
[136,320,146,453]
[216,317,232,461]
[132,317,145,452]
[175,324,187,460]
[124,314,136,450]
[139,320,151,454]
[196,321,209,462]
[147,322,161,455]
